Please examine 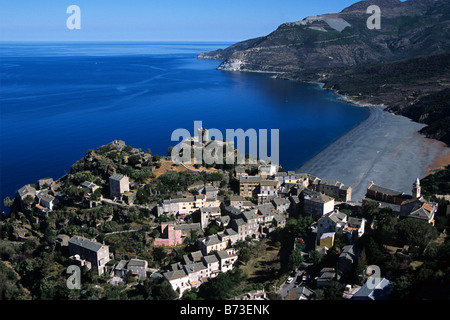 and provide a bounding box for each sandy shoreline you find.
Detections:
[296,101,450,202]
